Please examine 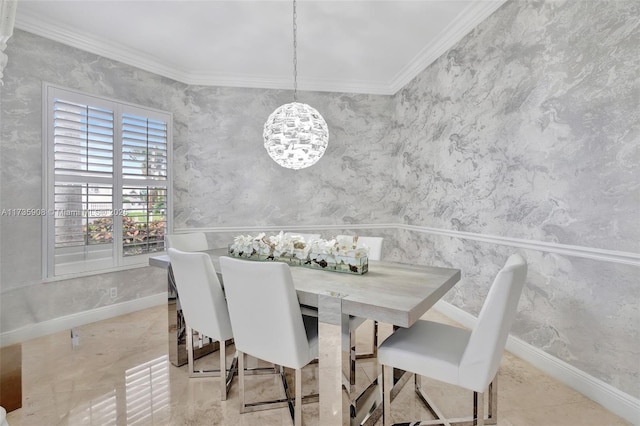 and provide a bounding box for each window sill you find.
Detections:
[43,253,165,283]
